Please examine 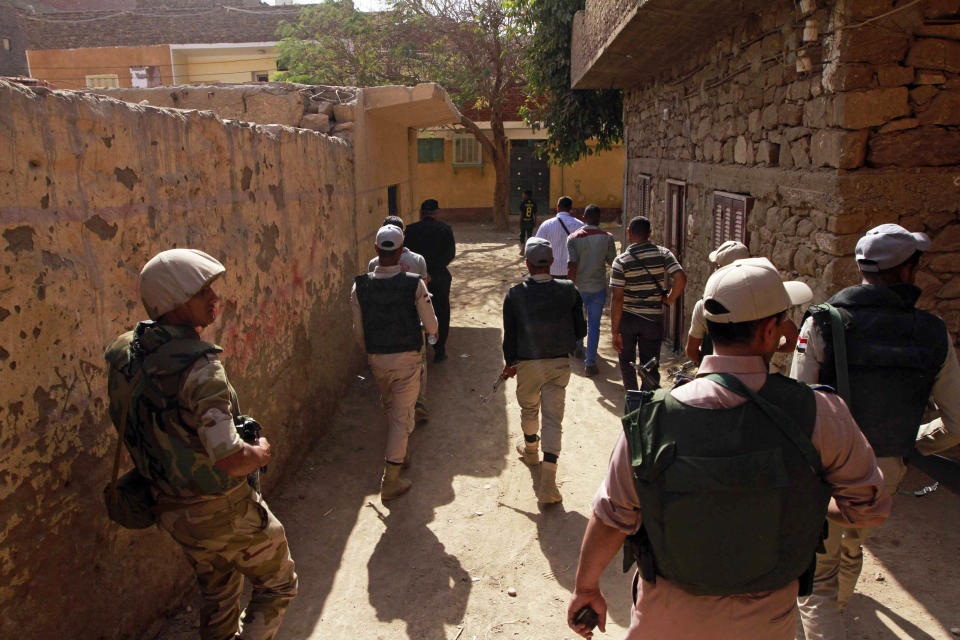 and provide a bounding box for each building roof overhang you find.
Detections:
[363,83,462,129]
[571,0,773,90]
